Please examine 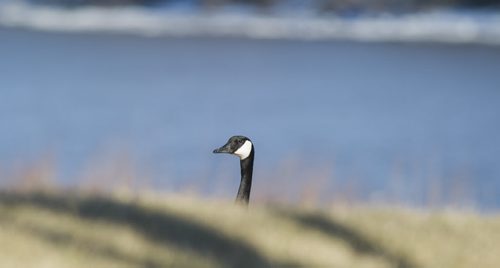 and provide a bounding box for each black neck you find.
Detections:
[236,147,254,205]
